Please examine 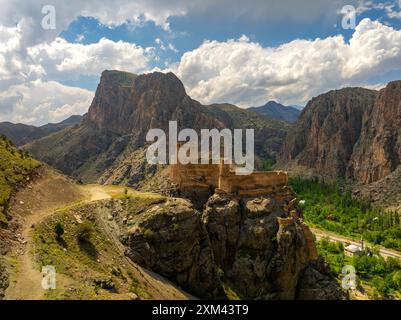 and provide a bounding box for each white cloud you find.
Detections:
[28,37,154,80]
[172,18,401,107]
[0,0,359,47]
[0,27,154,124]
[0,80,93,125]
